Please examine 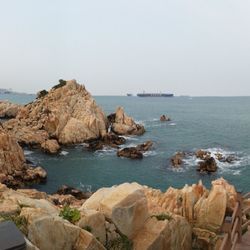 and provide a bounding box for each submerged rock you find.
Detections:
[117,141,153,159]
[3,79,108,149]
[109,107,145,136]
